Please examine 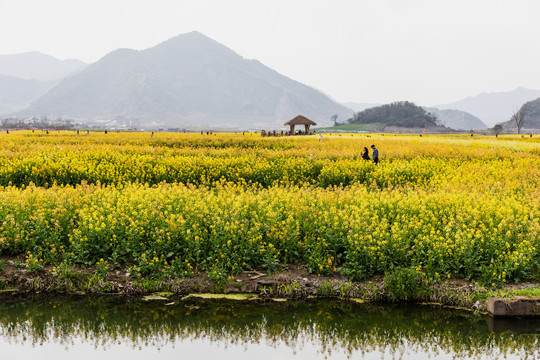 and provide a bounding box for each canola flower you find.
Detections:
[0,131,538,285]
[0,182,537,286]
[0,131,538,191]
